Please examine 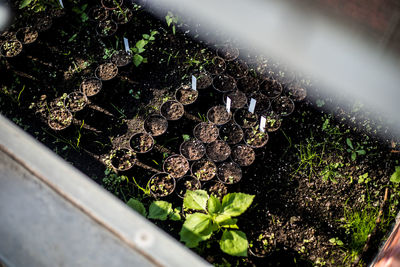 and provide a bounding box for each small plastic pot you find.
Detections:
[101,0,123,10]
[231,144,255,167]
[143,115,168,136]
[163,154,190,179]
[111,50,131,67]
[95,62,118,81]
[260,78,283,99]
[206,140,231,163]
[149,172,176,198]
[212,74,237,93]
[175,85,199,105]
[96,20,118,38]
[80,77,102,97]
[16,27,38,45]
[205,56,226,75]
[175,175,201,198]
[202,180,228,200]
[34,14,52,32]
[260,110,282,132]
[88,6,109,22]
[248,92,271,114]
[217,161,242,184]
[0,39,23,58]
[226,60,248,80]
[287,82,307,102]
[192,71,213,89]
[193,122,219,144]
[219,121,243,145]
[207,105,231,126]
[160,100,185,120]
[217,44,239,61]
[237,75,260,95]
[244,128,269,149]
[129,132,154,153]
[223,90,247,110]
[64,91,88,113]
[111,8,133,24]
[248,231,276,258]
[271,96,295,117]
[191,158,217,181]
[110,148,136,171]
[234,108,258,129]
[180,139,206,161]
[47,107,73,131]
